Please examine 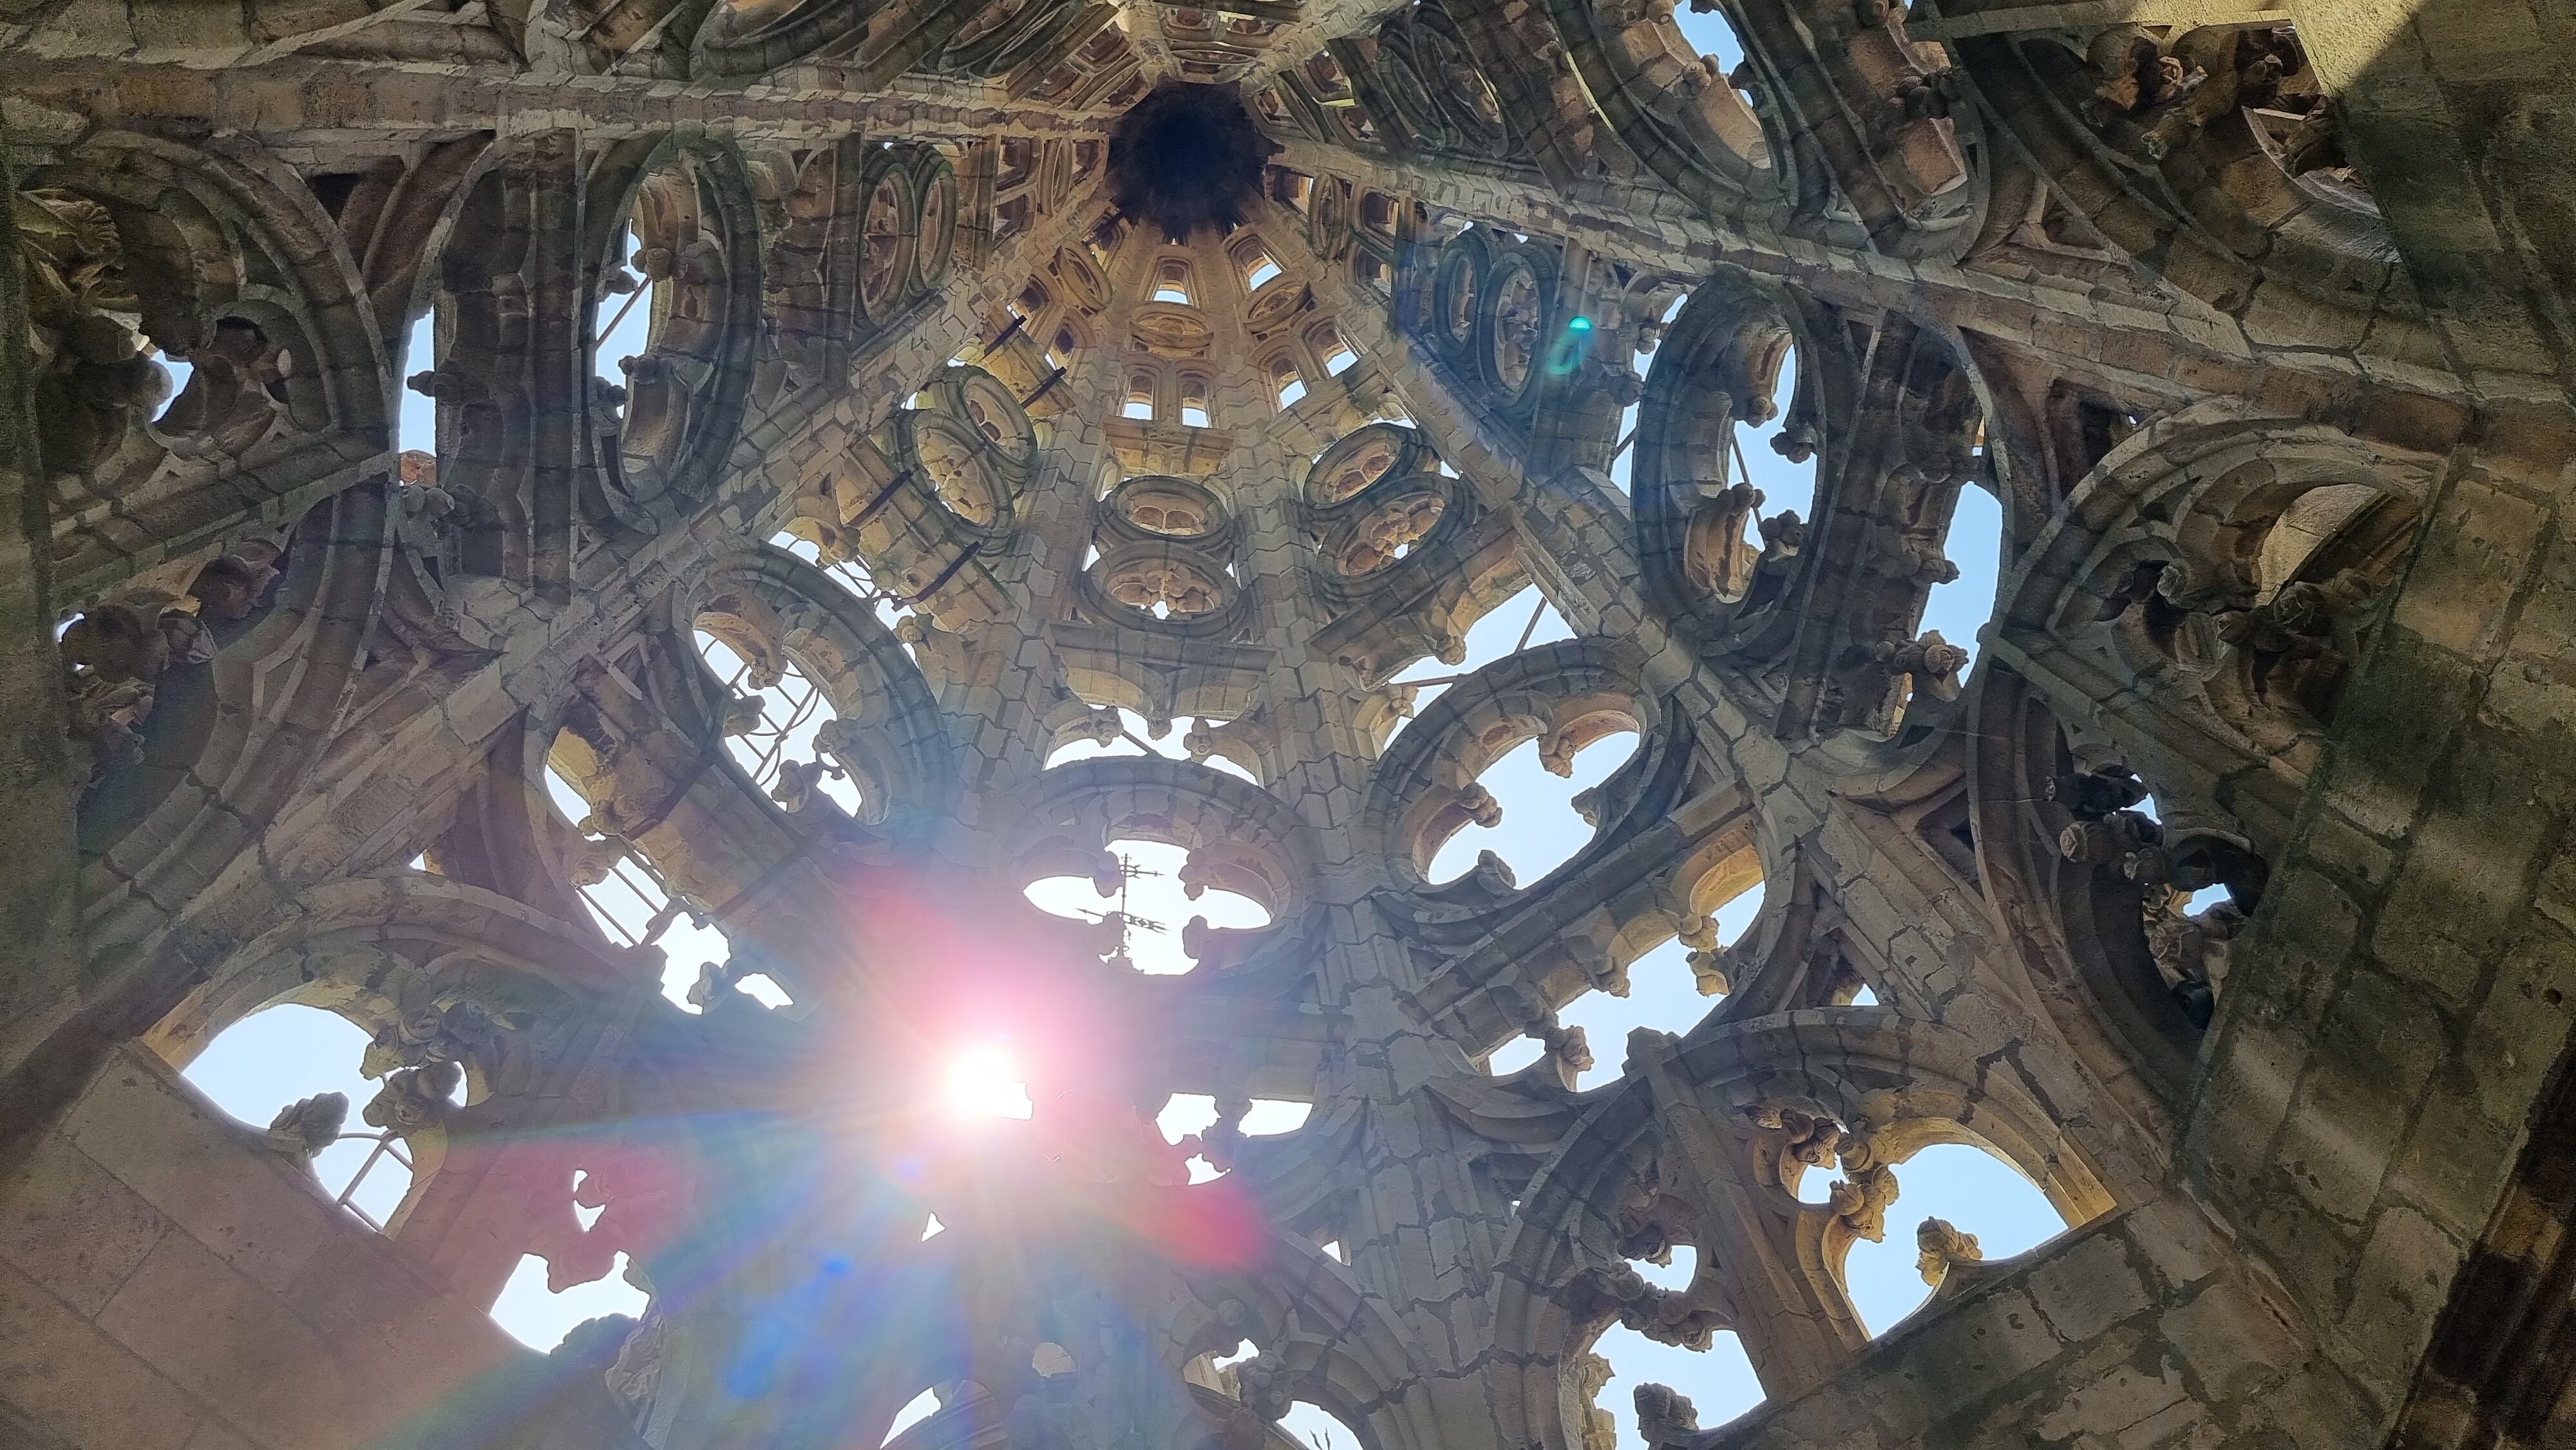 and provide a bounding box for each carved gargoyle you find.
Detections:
[2146,889,2245,1028]
[1915,1215,1982,1288]
[1530,1009,1595,1083]
[1769,415,1818,464]
[58,557,271,785]
[1454,781,1504,829]
[1223,1351,1296,1422]
[687,957,777,1016]
[1874,629,1971,702]
[364,1059,462,1134]
[720,692,768,737]
[768,756,838,813]
[362,997,523,1079]
[2080,26,2207,157]
[1683,482,1766,601]
[393,457,497,590]
[265,1091,348,1162]
[16,187,167,477]
[1575,1261,1728,1350]
[159,317,299,455]
[1634,1382,1701,1450]
[1673,911,1730,996]
[1829,1163,1900,1243]
[2048,762,2150,820]
[2060,809,2266,907]
[2211,570,2380,703]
